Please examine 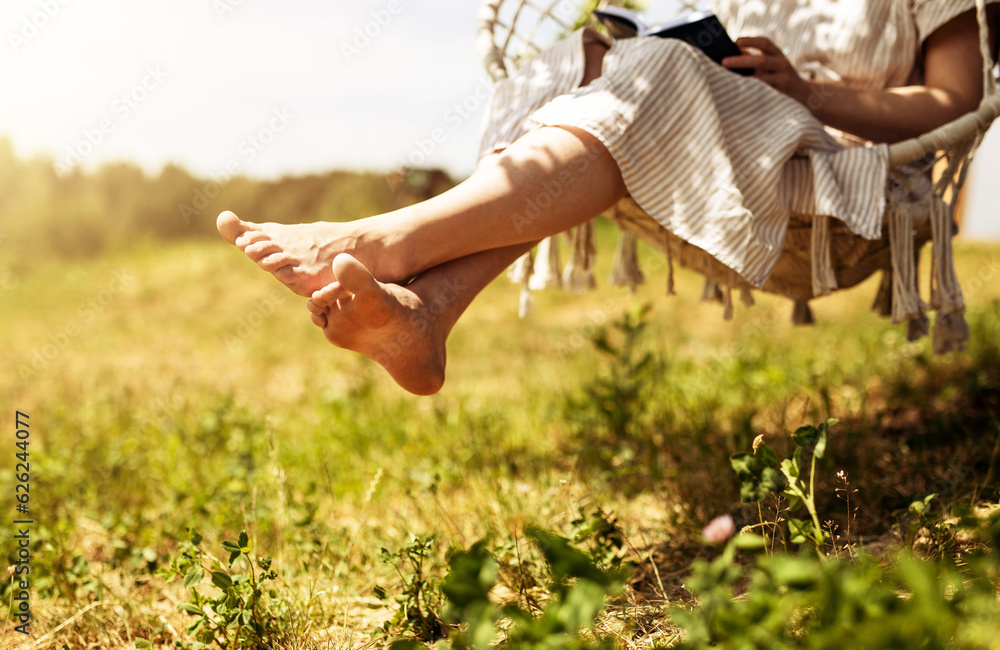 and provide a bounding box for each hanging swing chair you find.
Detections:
[477,0,1000,353]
